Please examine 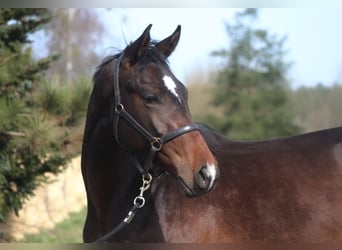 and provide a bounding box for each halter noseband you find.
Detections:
[113,53,200,175]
